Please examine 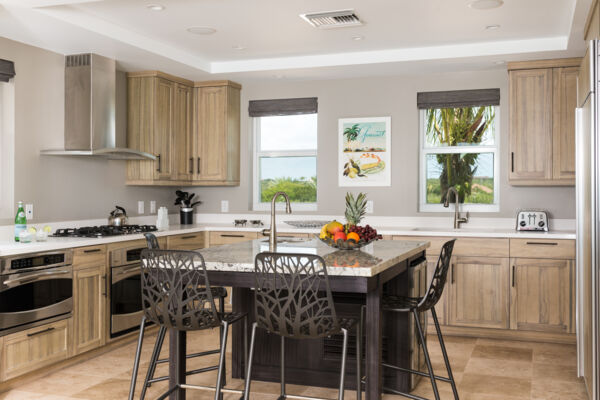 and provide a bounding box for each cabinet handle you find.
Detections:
[525,241,558,246]
[27,327,55,337]
[221,234,244,238]
[83,249,101,254]
[451,263,455,284]
[189,158,193,174]
[197,157,201,175]
[512,265,515,287]
[156,154,161,172]
[180,235,197,240]
[511,152,514,173]
[102,275,107,297]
